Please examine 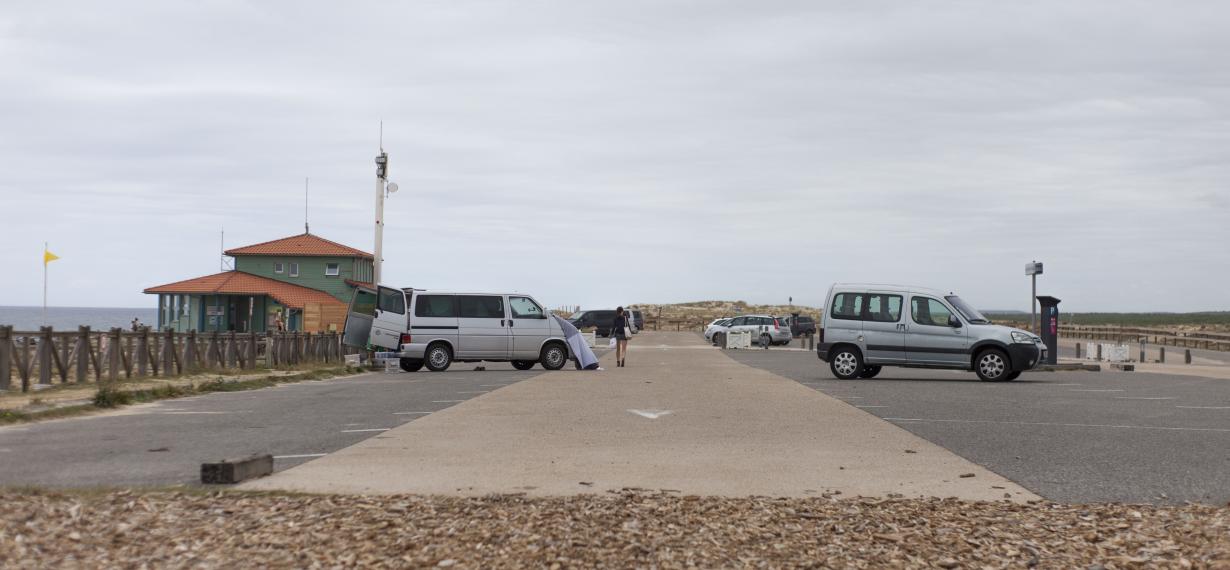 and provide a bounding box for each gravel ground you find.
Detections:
[2,490,1228,569]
